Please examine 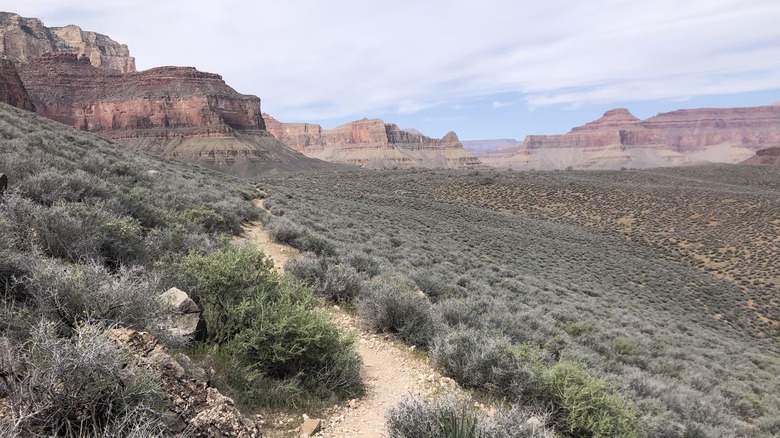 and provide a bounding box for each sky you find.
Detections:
[3,1,780,141]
